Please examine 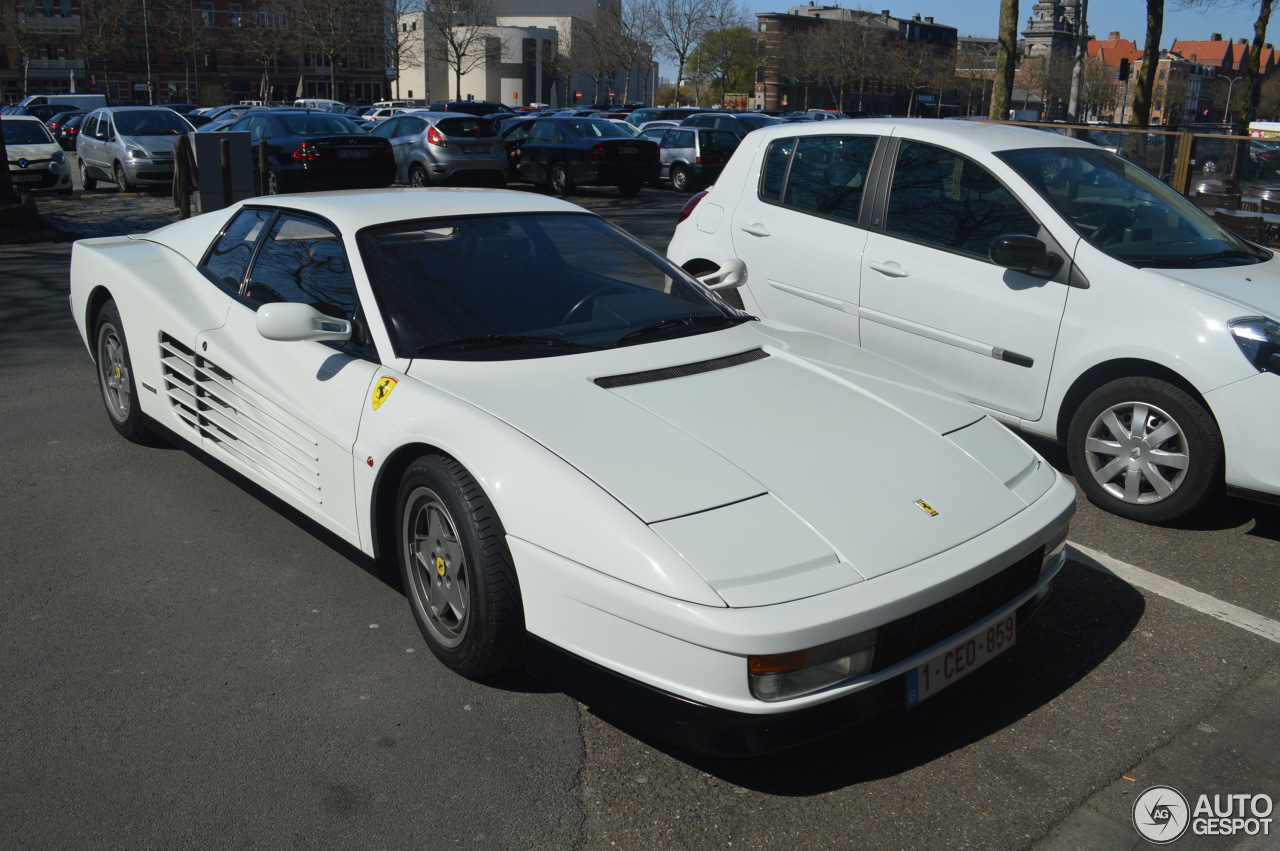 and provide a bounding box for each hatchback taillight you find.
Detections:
[588,143,607,161]
[677,190,708,224]
[427,126,446,147]
[292,141,321,162]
